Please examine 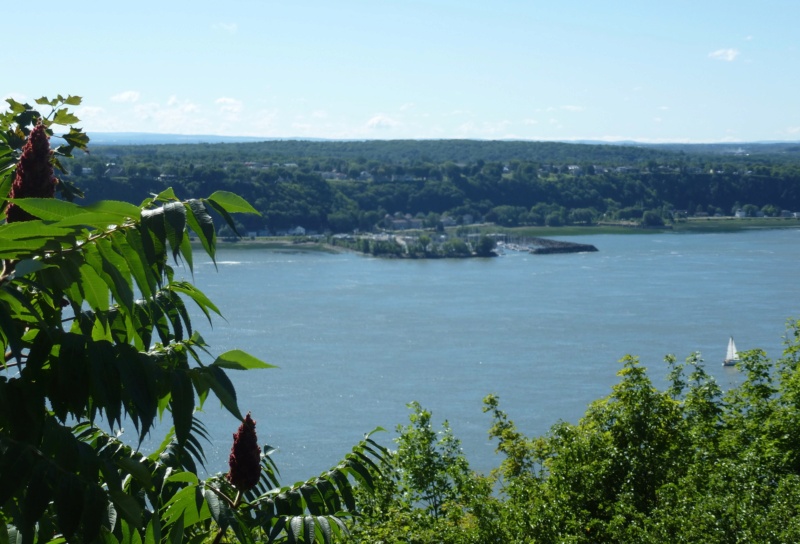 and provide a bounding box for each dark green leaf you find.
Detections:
[0,297,24,364]
[203,199,240,237]
[140,209,167,282]
[21,465,52,532]
[88,341,122,427]
[109,490,143,527]
[170,370,195,446]
[168,513,183,544]
[191,366,242,420]
[54,474,84,539]
[328,471,355,512]
[178,232,193,274]
[163,201,186,260]
[111,230,153,301]
[124,228,157,296]
[184,200,216,263]
[169,282,220,324]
